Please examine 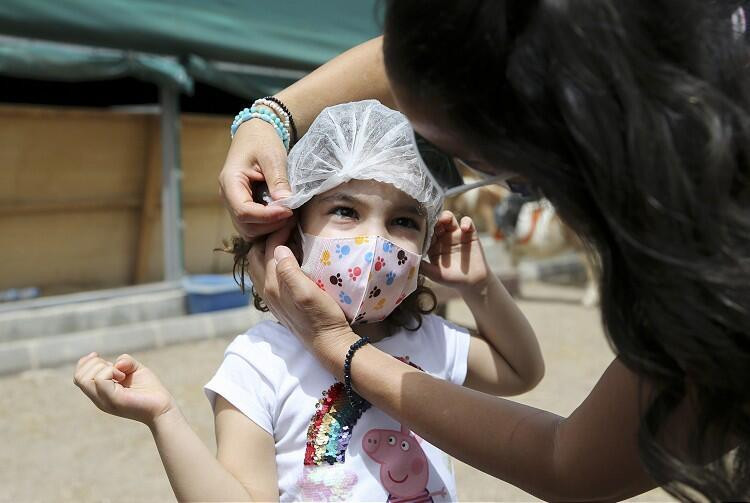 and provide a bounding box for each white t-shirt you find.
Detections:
[204,314,471,502]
